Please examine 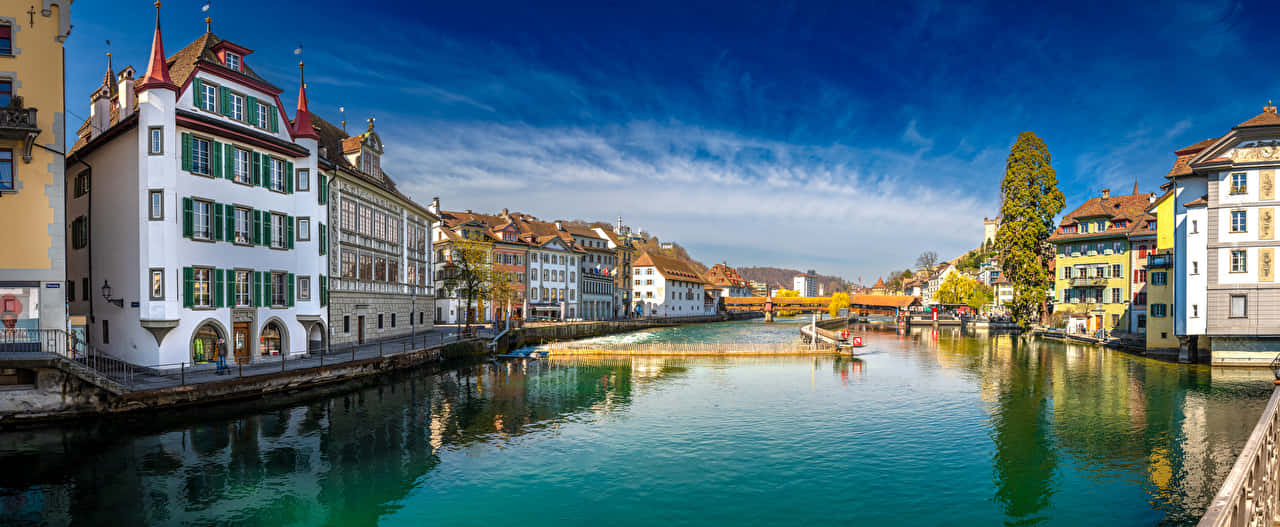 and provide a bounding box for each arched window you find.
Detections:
[261,322,283,357]
[191,323,224,364]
